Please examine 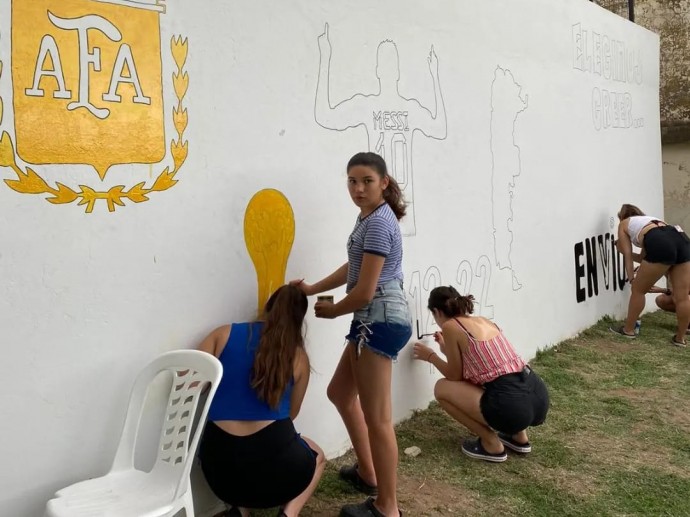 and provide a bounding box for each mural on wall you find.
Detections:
[244,189,296,313]
[490,66,528,291]
[408,255,495,339]
[574,231,628,303]
[0,0,189,212]
[571,22,645,131]
[314,23,447,237]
